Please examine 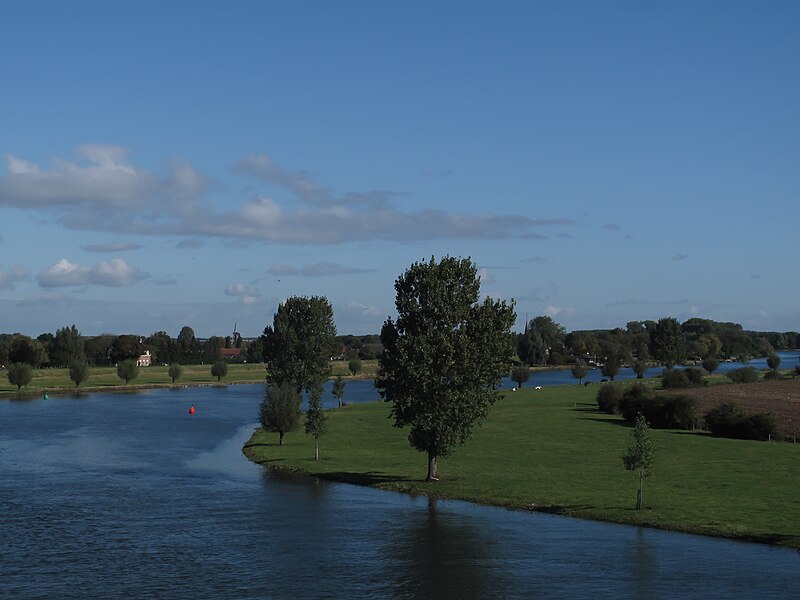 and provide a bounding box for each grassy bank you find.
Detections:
[243,384,800,548]
[0,360,377,396]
